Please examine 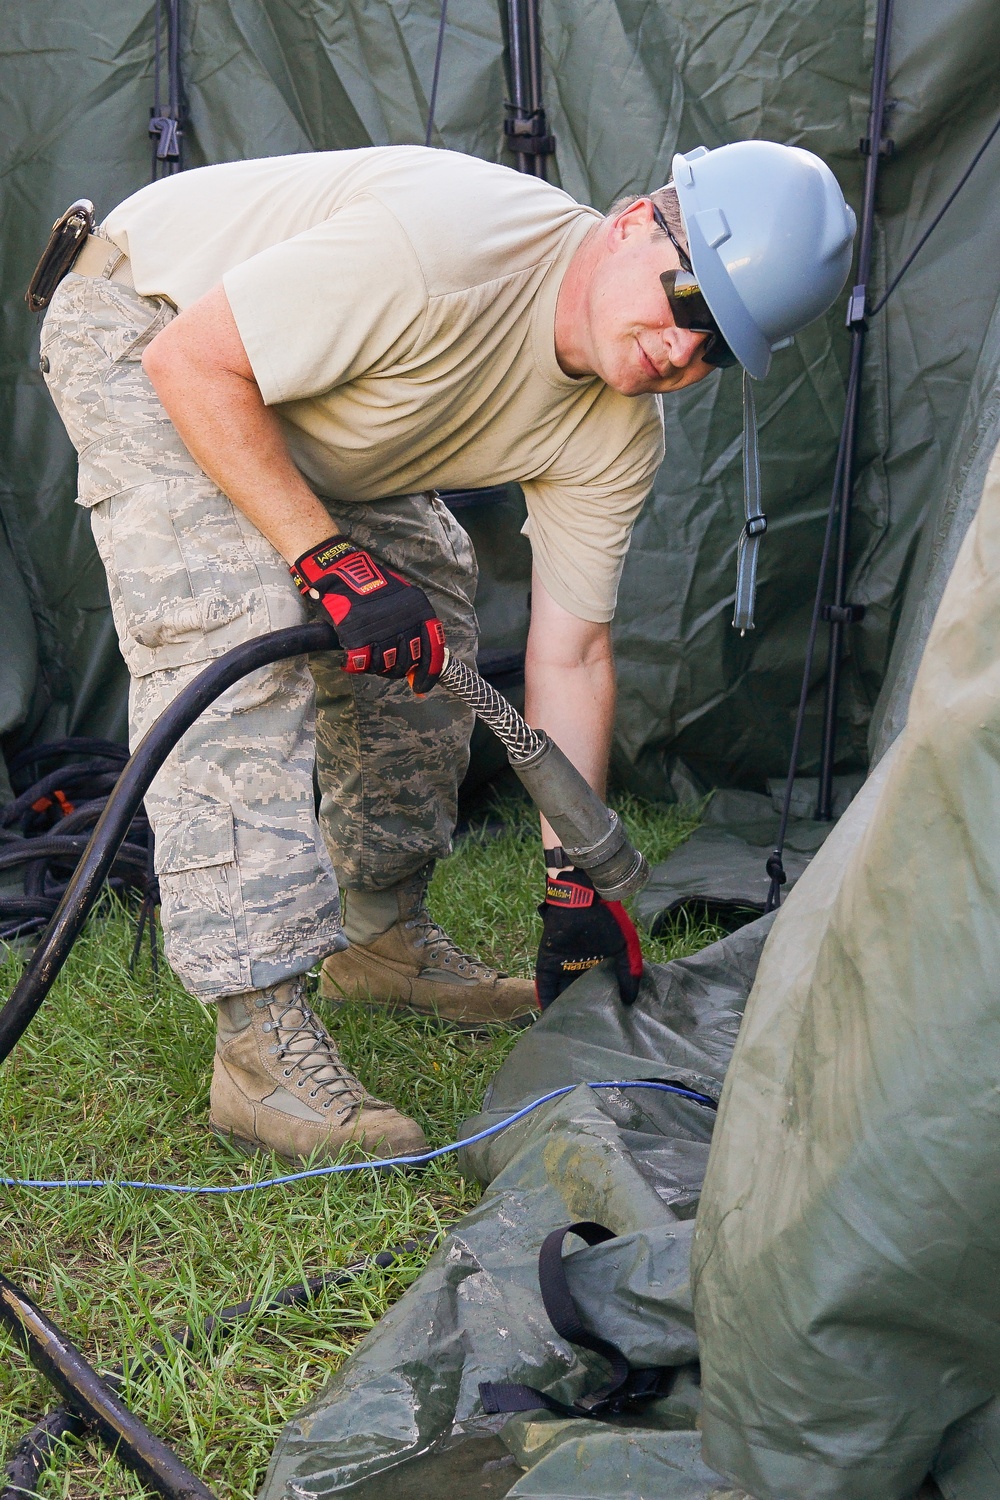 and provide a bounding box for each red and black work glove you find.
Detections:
[291,536,447,693]
[535,866,643,1010]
